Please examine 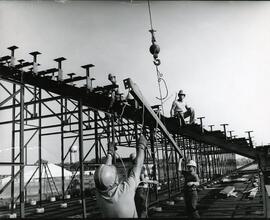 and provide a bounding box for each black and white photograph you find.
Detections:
[0,0,269,218]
